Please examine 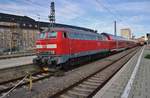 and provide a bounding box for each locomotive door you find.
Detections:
[68,35,72,57]
[64,32,72,57]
